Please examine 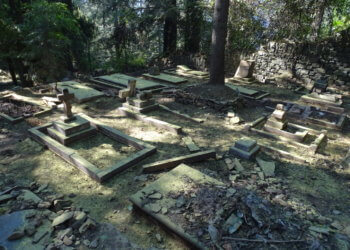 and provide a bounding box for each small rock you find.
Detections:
[176,196,185,208]
[234,158,244,172]
[36,183,48,193]
[7,230,25,240]
[161,207,168,214]
[89,238,99,248]
[57,227,73,240]
[52,211,74,227]
[63,235,73,246]
[37,201,51,209]
[333,210,341,215]
[32,230,49,243]
[148,192,162,200]
[155,233,162,243]
[148,203,162,213]
[257,158,275,177]
[83,239,91,246]
[78,218,96,234]
[24,224,37,236]
[226,188,236,197]
[0,194,16,204]
[331,221,343,230]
